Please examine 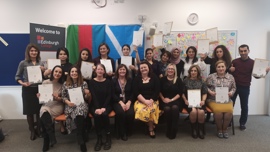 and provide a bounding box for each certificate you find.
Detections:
[252,58,269,78]
[152,34,163,47]
[81,61,94,80]
[47,59,61,70]
[121,56,132,68]
[100,59,113,73]
[163,21,173,36]
[27,66,42,84]
[188,89,201,108]
[197,39,209,54]
[206,27,218,44]
[215,87,229,103]
[132,31,144,46]
[38,84,53,104]
[68,87,84,106]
